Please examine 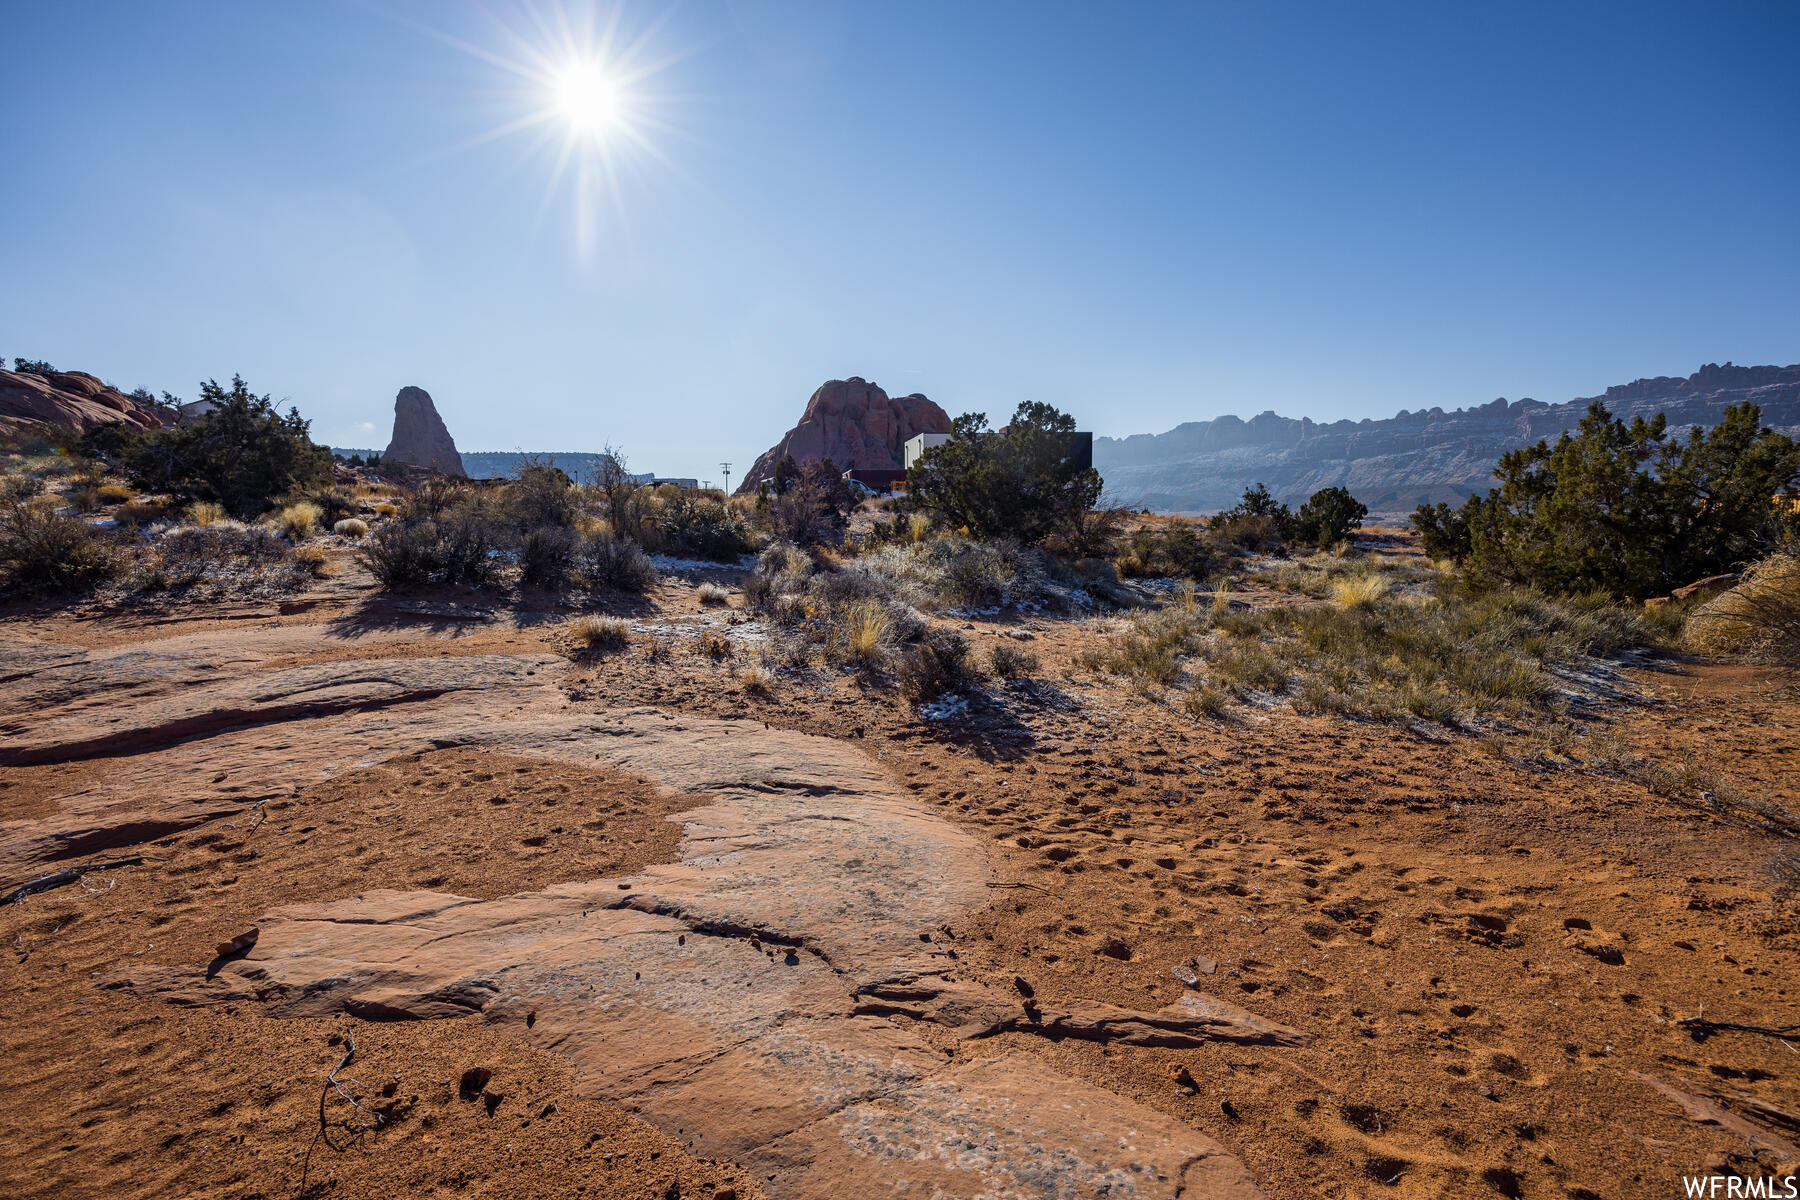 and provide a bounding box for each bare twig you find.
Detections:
[1,854,166,906]
[300,1027,383,1192]
[985,881,1053,894]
